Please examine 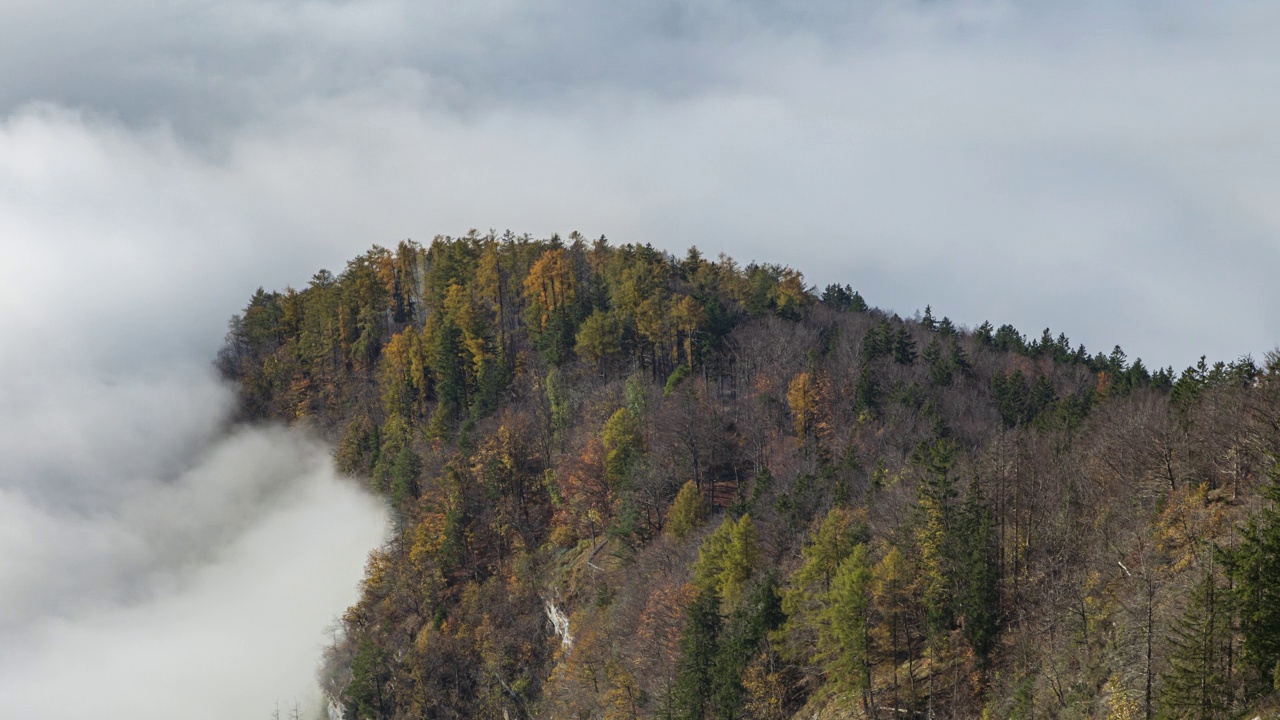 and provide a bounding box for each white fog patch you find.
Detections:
[0,423,387,720]
[0,95,389,719]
